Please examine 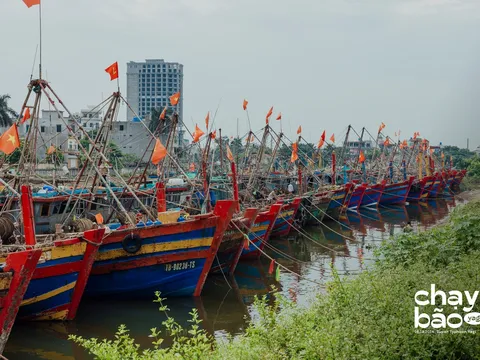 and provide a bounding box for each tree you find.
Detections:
[0,94,17,127]
[149,107,175,136]
[441,146,475,170]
